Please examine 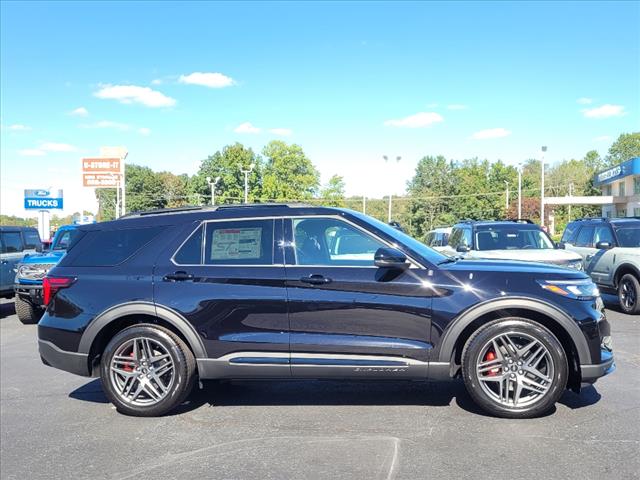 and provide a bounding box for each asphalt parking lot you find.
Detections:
[1,296,638,480]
